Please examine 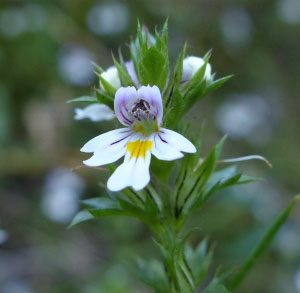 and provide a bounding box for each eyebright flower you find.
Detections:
[182,56,212,83]
[74,104,114,122]
[81,85,196,191]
